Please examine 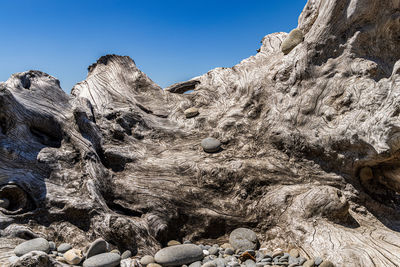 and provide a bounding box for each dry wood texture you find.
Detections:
[1,0,400,266]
